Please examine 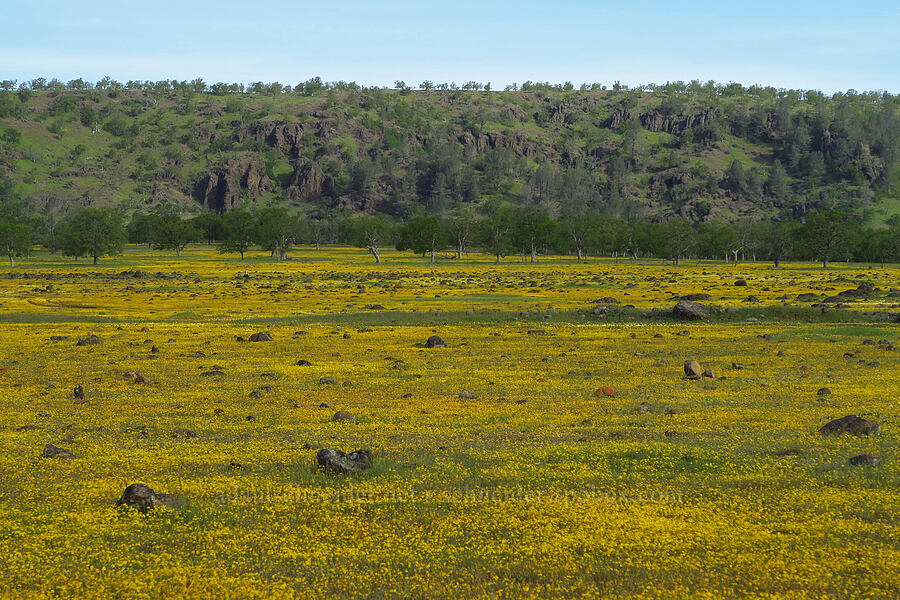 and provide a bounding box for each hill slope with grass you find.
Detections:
[1,81,898,224]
